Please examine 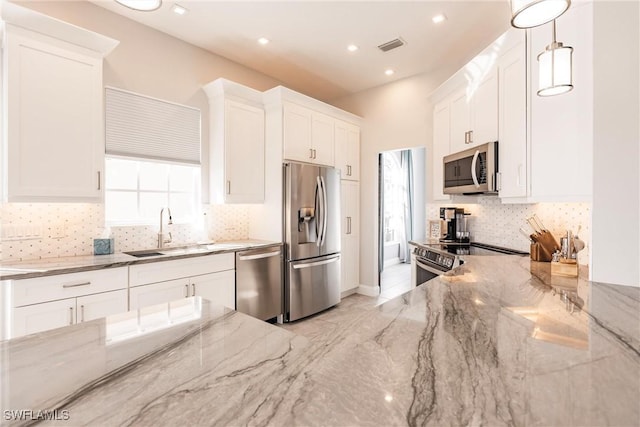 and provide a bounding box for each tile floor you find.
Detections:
[280,263,414,338]
[379,262,413,303]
